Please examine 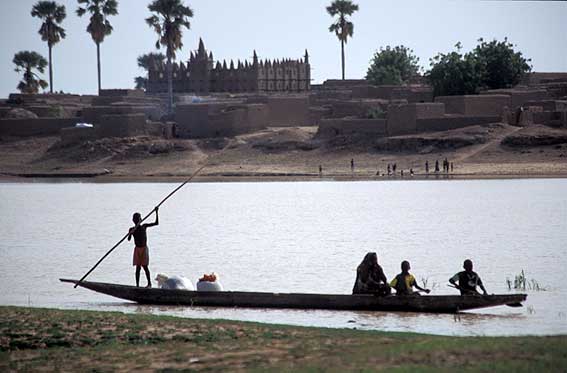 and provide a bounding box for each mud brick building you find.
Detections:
[147,39,311,95]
